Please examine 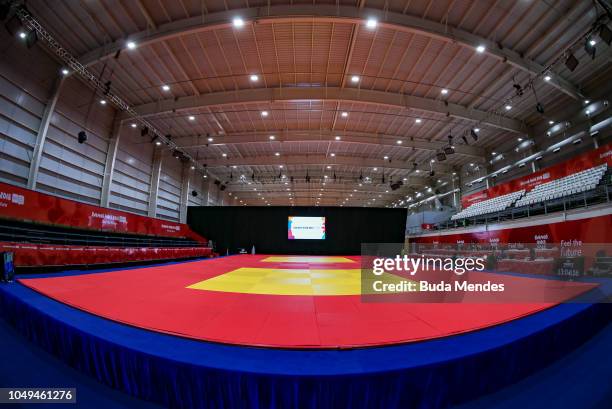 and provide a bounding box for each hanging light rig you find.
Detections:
[11,5,209,177]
